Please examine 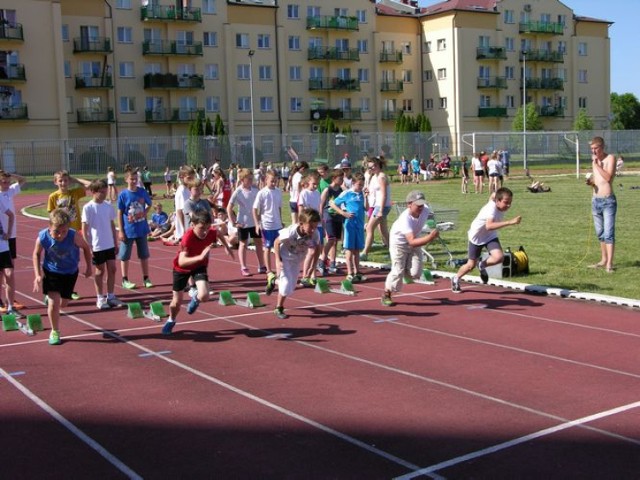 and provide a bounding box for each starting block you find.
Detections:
[26,314,43,332]
[403,269,435,285]
[235,291,265,309]
[127,302,144,319]
[314,278,356,296]
[218,290,236,306]
[2,313,19,331]
[338,280,357,296]
[144,301,168,322]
